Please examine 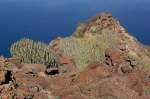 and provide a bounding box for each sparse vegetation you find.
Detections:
[10,38,58,67]
[143,63,150,70]
[89,25,97,33]
[144,87,150,94]
[73,23,87,37]
[59,29,118,70]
